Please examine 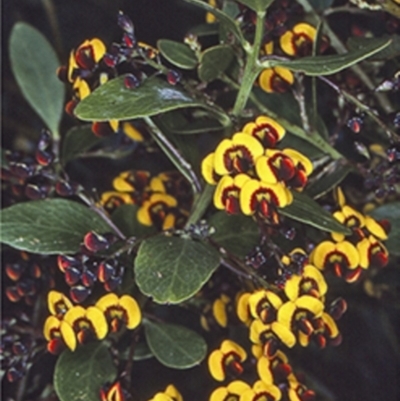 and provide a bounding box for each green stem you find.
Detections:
[232,10,265,117]
[185,184,214,228]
